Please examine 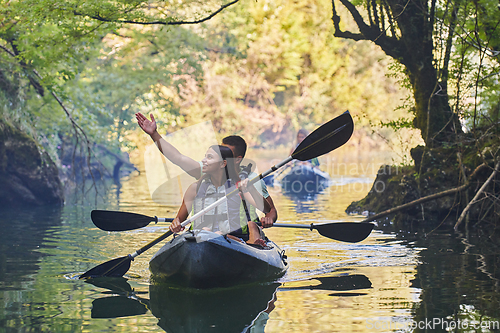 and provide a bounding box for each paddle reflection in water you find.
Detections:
[279,274,372,297]
[86,278,280,333]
